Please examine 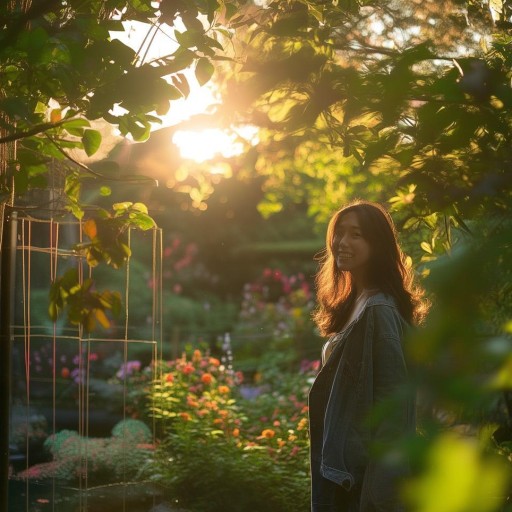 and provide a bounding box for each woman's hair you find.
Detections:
[313,200,427,336]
